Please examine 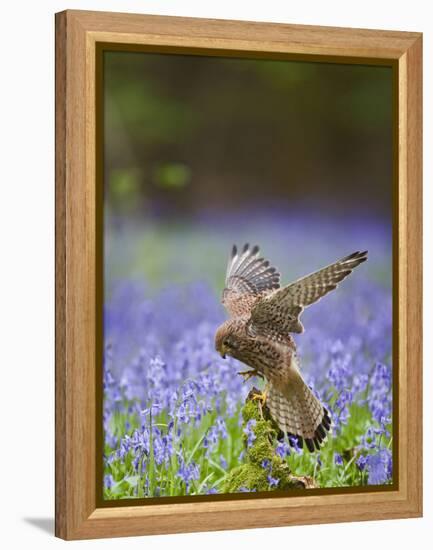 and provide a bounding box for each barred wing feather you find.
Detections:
[249,250,368,339]
[222,243,281,317]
